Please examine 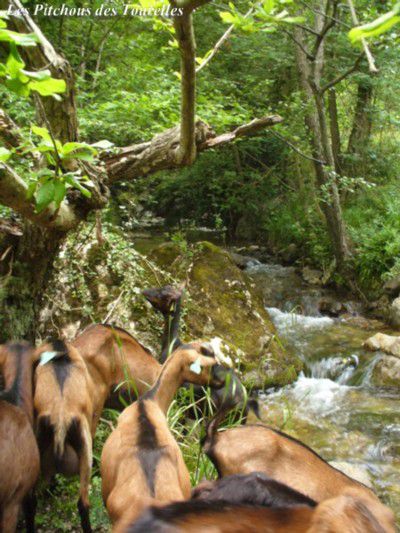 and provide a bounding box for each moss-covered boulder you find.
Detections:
[150,240,302,388]
[43,230,301,389]
[372,355,400,387]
